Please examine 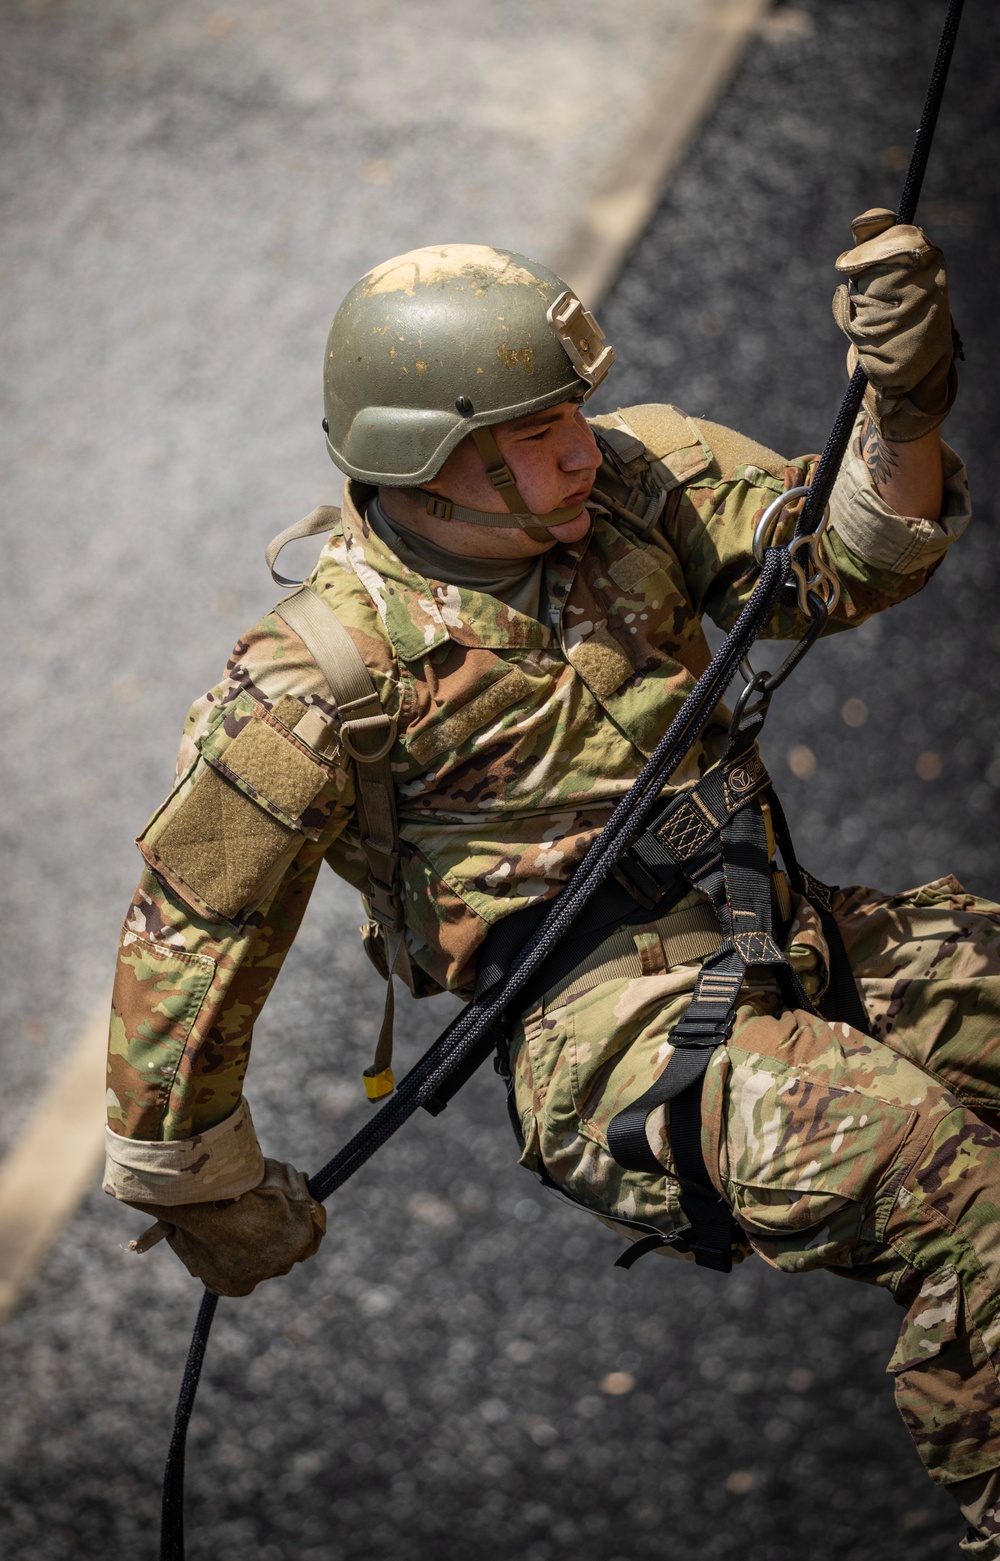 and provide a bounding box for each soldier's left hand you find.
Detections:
[831,206,959,441]
[127,1158,327,1297]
